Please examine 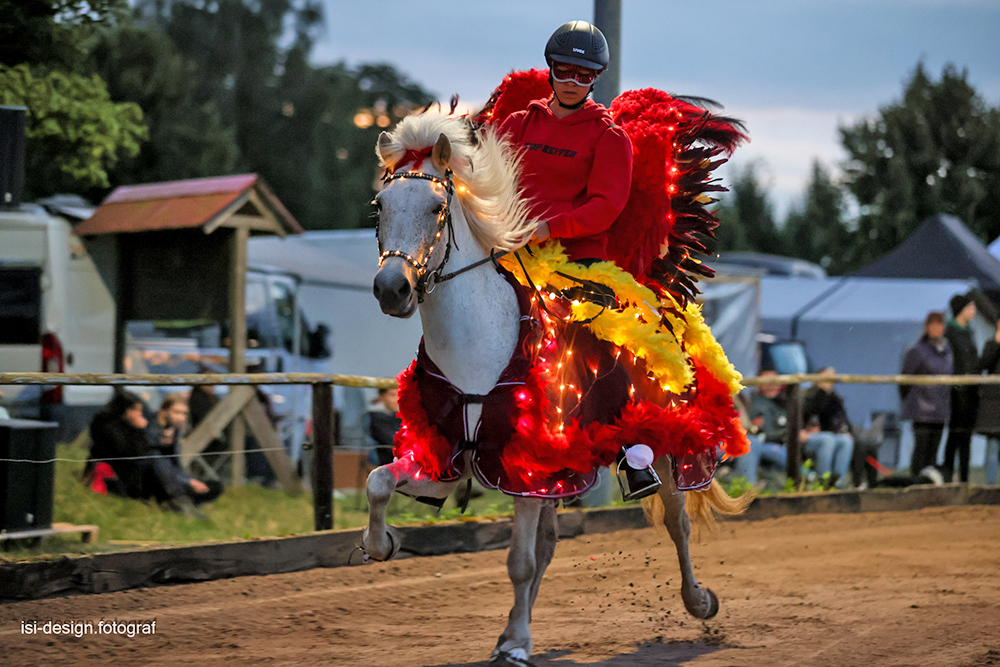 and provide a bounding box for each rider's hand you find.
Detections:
[529,222,551,245]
